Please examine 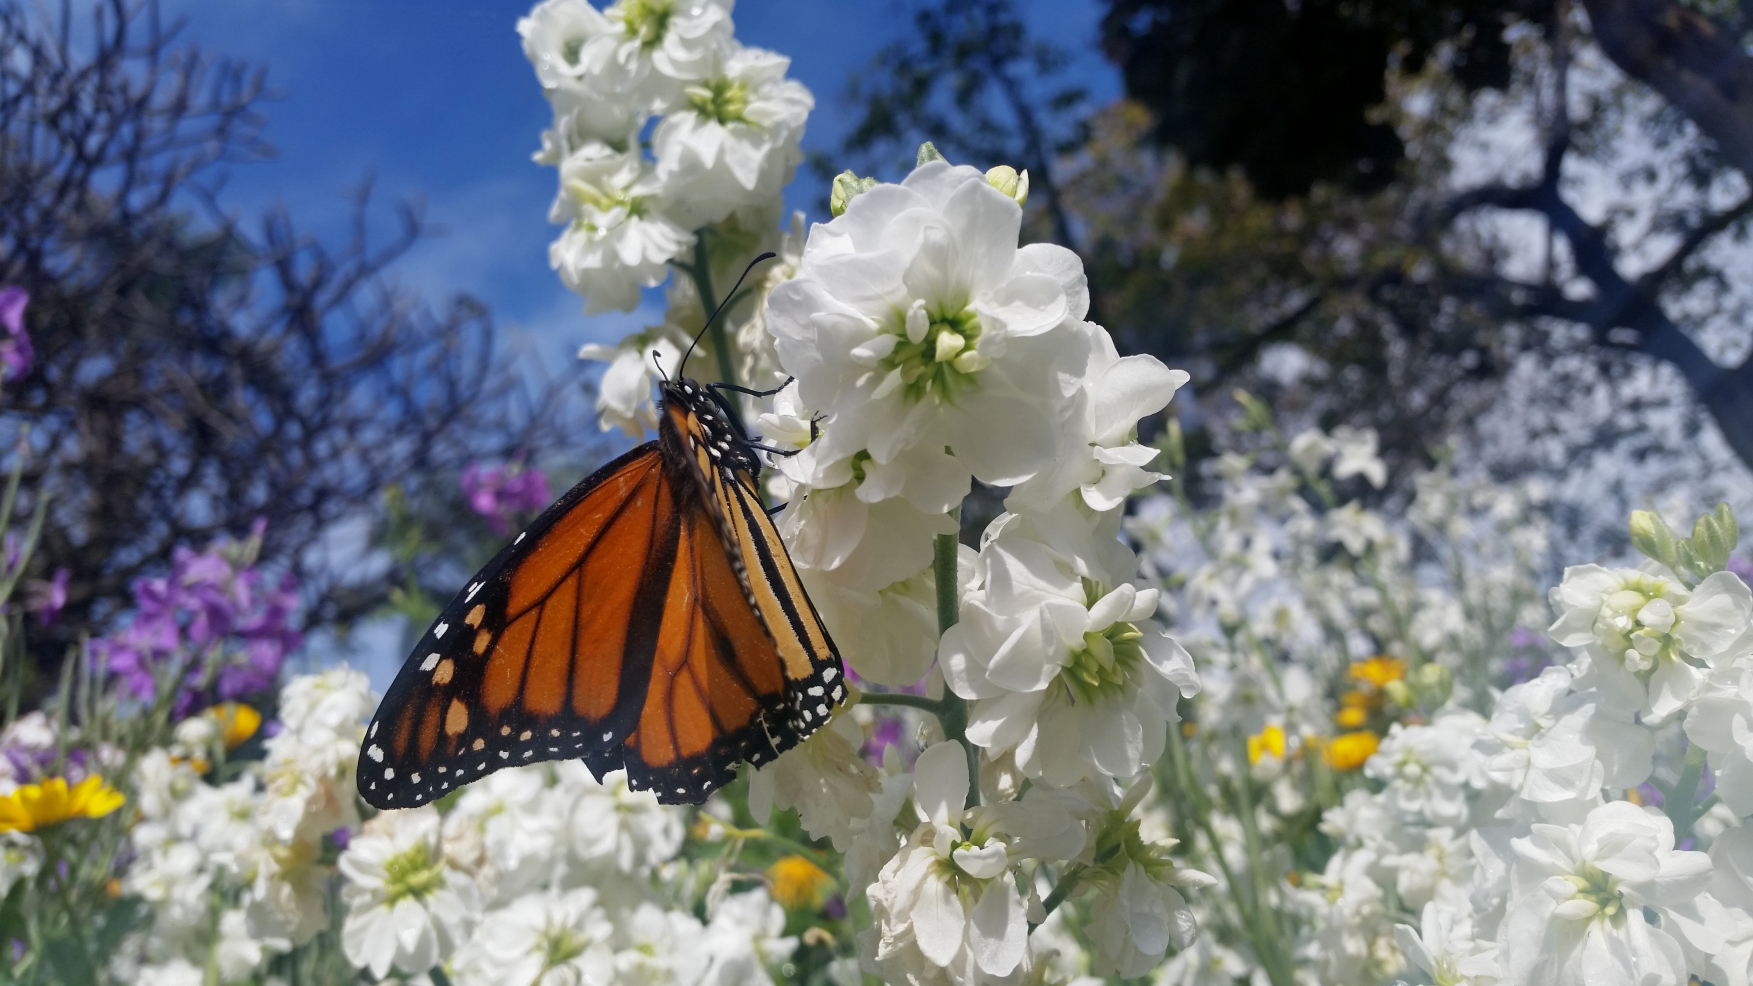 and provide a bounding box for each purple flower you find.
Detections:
[0,287,32,382]
[1728,556,1753,582]
[1508,625,1542,649]
[91,526,302,716]
[24,568,68,626]
[460,460,553,534]
[863,715,904,764]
